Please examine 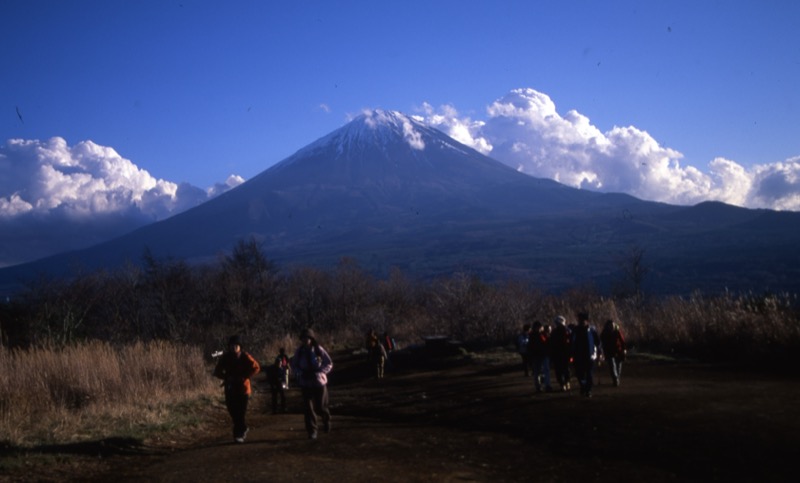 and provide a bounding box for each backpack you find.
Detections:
[276,354,289,369]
